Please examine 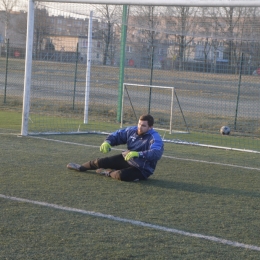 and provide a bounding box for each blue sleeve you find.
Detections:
[105,127,132,146]
[139,132,164,161]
